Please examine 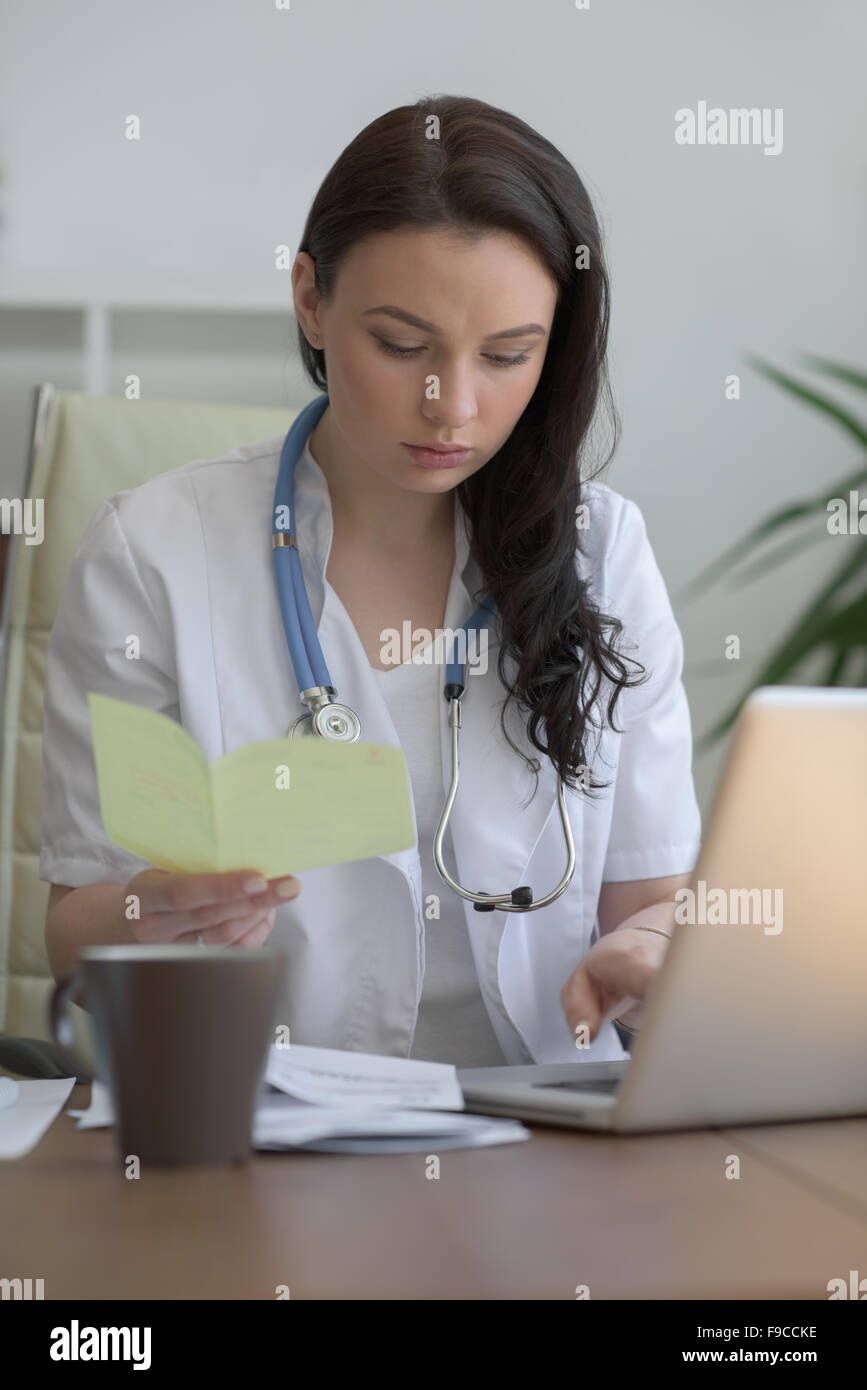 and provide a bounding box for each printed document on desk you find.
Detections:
[0,1078,76,1159]
[67,1047,531,1153]
[263,1043,465,1109]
